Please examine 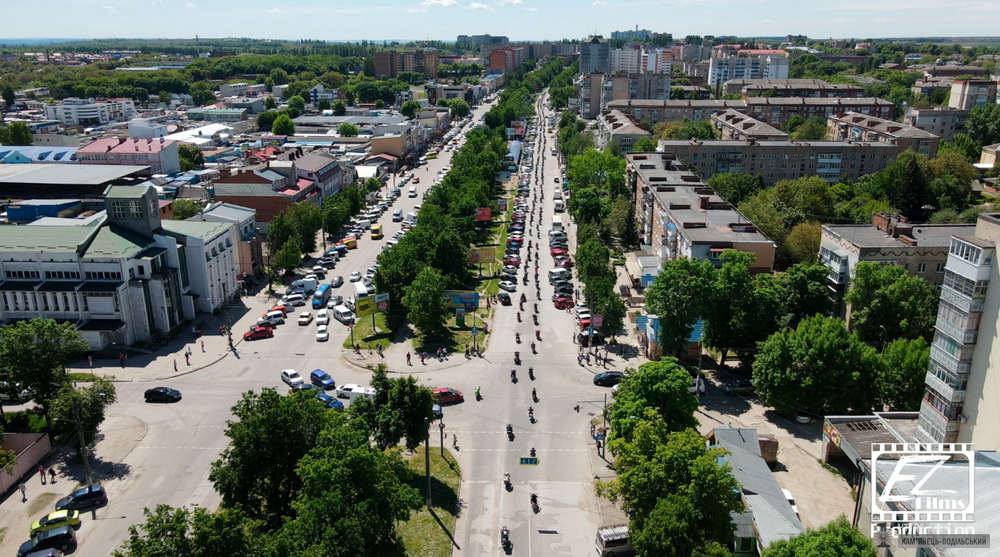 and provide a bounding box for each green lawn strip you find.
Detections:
[341,308,391,350]
[399,446,462,557]
[68,372,102,382]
